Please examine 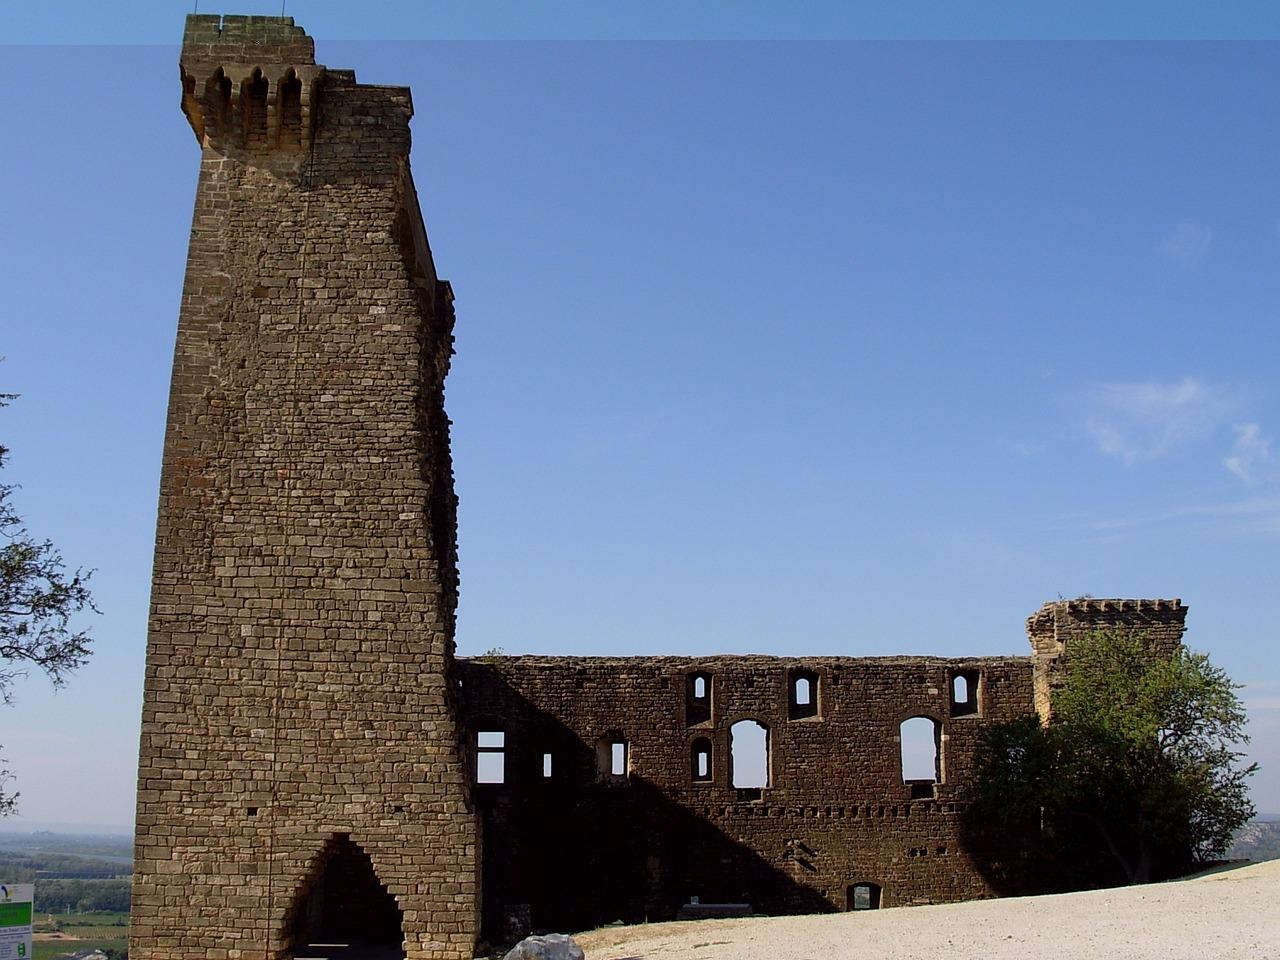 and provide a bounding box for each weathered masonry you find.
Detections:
[133,14,1188,959]
[459,596,1187,939]
[132,16,475,960]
